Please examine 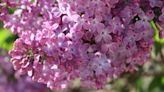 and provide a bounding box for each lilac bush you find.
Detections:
[0,0,164,90]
